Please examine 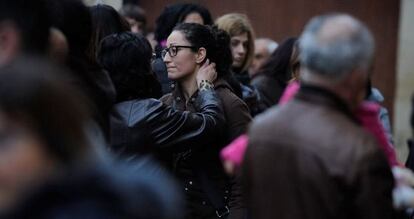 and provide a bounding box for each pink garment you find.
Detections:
[278,81,300,105]
[220,82,400,169]
[160,40,167,48]
[355,102,399,166]
[220,135,249,167]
